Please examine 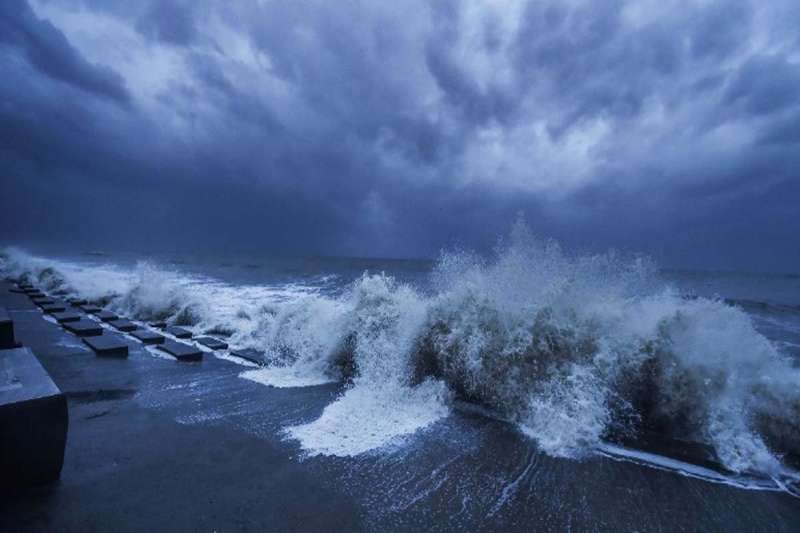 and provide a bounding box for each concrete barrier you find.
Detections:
[229,348,267,366]
[196,337,228,350]
[42,302,68,314]
[130,329,165,345]
[51,311,83,324]
[63,320,103,337]
[157,340,202,361]
[82,335,129,358]
[109,319,138,332]
[166,326,192,339]
[94,310,119,322]
[0,347,68,493]
[0,308,16,349]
